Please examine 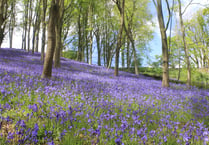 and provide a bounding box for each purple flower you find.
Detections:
[47,141,55,145]
[115,138,121,145]
[28,104,38,112]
